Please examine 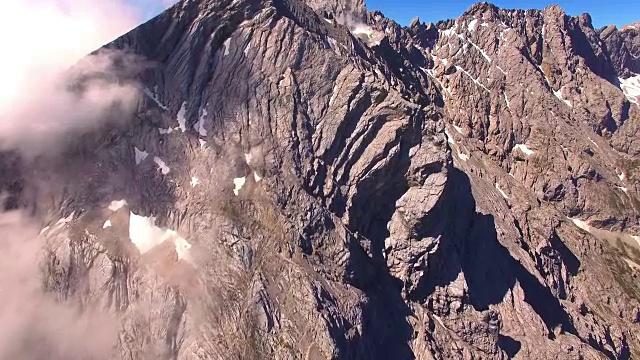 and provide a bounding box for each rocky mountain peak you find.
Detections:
[2,0,640,358]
